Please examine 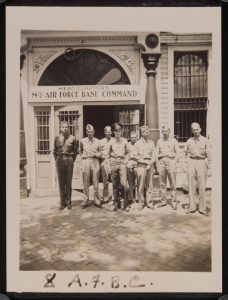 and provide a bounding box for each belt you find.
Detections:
[190,157,206,160]
[57,153,73,157]
[82,157,98,160]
